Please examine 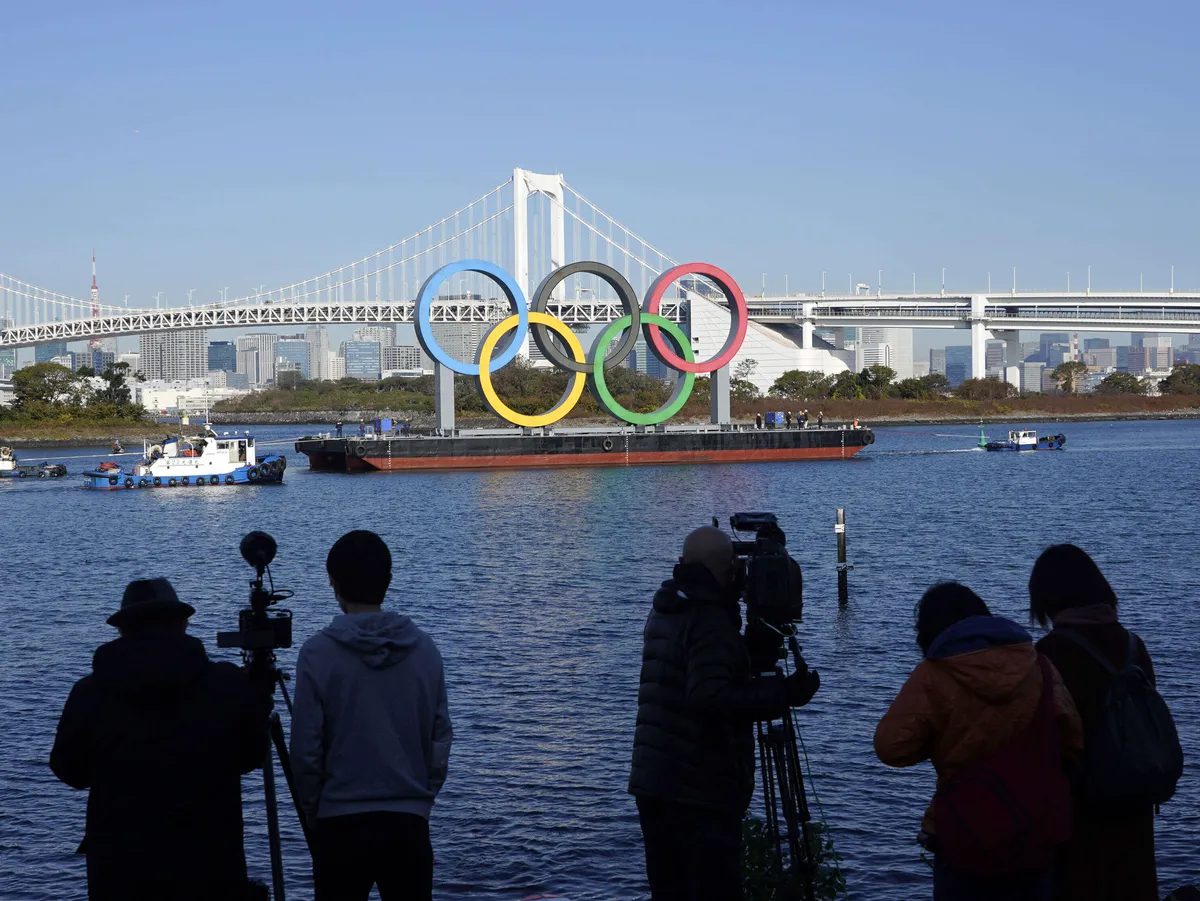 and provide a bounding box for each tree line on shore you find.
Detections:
[0,361,147,426]
[764,361,1200,402]
[215,360,1200,418]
